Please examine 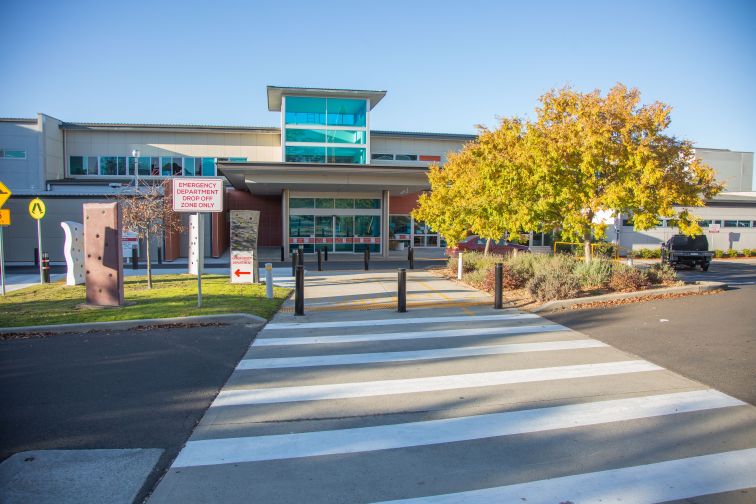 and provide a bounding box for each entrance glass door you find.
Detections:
[315,216,333,252]
[334,216,354,252]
